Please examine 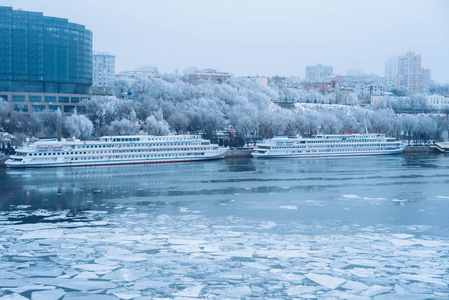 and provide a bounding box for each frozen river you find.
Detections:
[1,154,449,299]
